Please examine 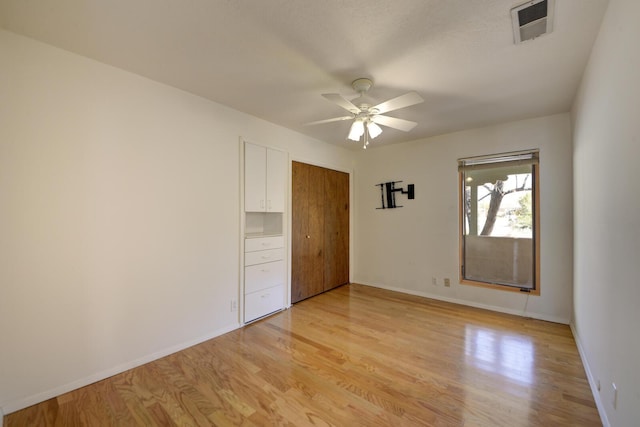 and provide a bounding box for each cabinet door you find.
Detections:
[244,248,284,266]
[245,142,266,212]
[244,285,284,323]
[266,148,286,212]
[245,260,286,293]
[245,235,284,252]
[324,169,350,291]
